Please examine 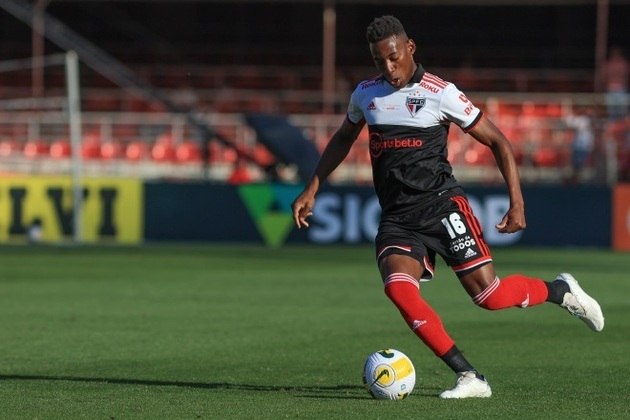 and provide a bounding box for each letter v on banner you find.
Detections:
[613,184,630,251]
